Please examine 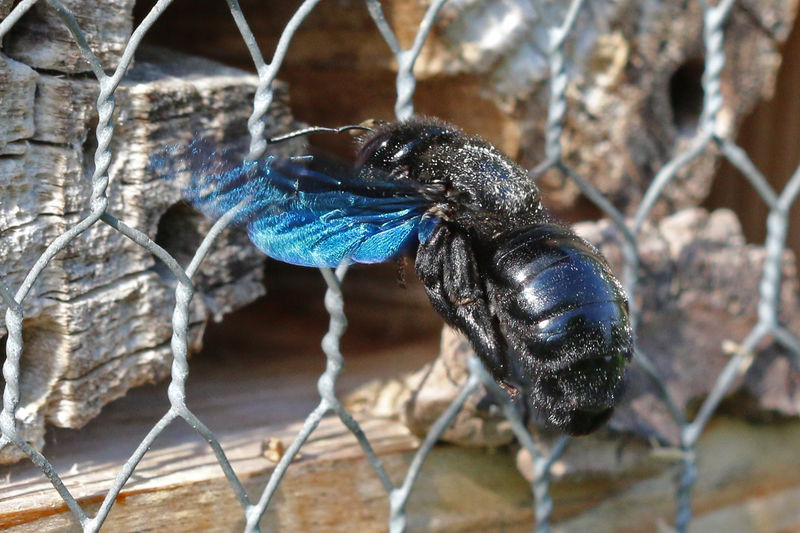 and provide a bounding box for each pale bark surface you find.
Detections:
[0,46,302,463]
